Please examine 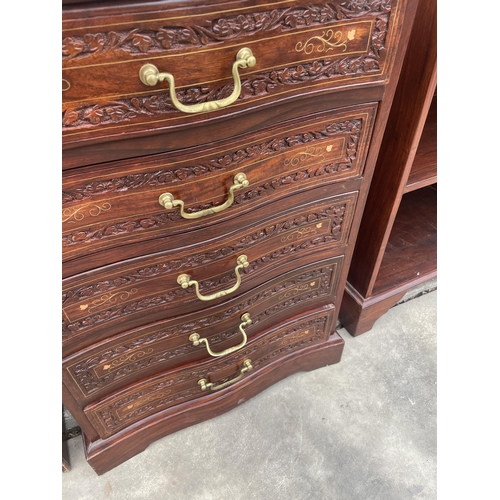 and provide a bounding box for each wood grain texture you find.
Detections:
[62,0,417,475]
[63,256,343,394]
[62,87,386,169]
[405,95,437,192]
[345,0,436,297]
[62,0,401,154]
[339,281,406,336]
[83,308,344,475]
[62,188,357,349]
[372,185,436,295]
[85,306,335,438]
[63,105,376,263]
[339,0,436,336]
